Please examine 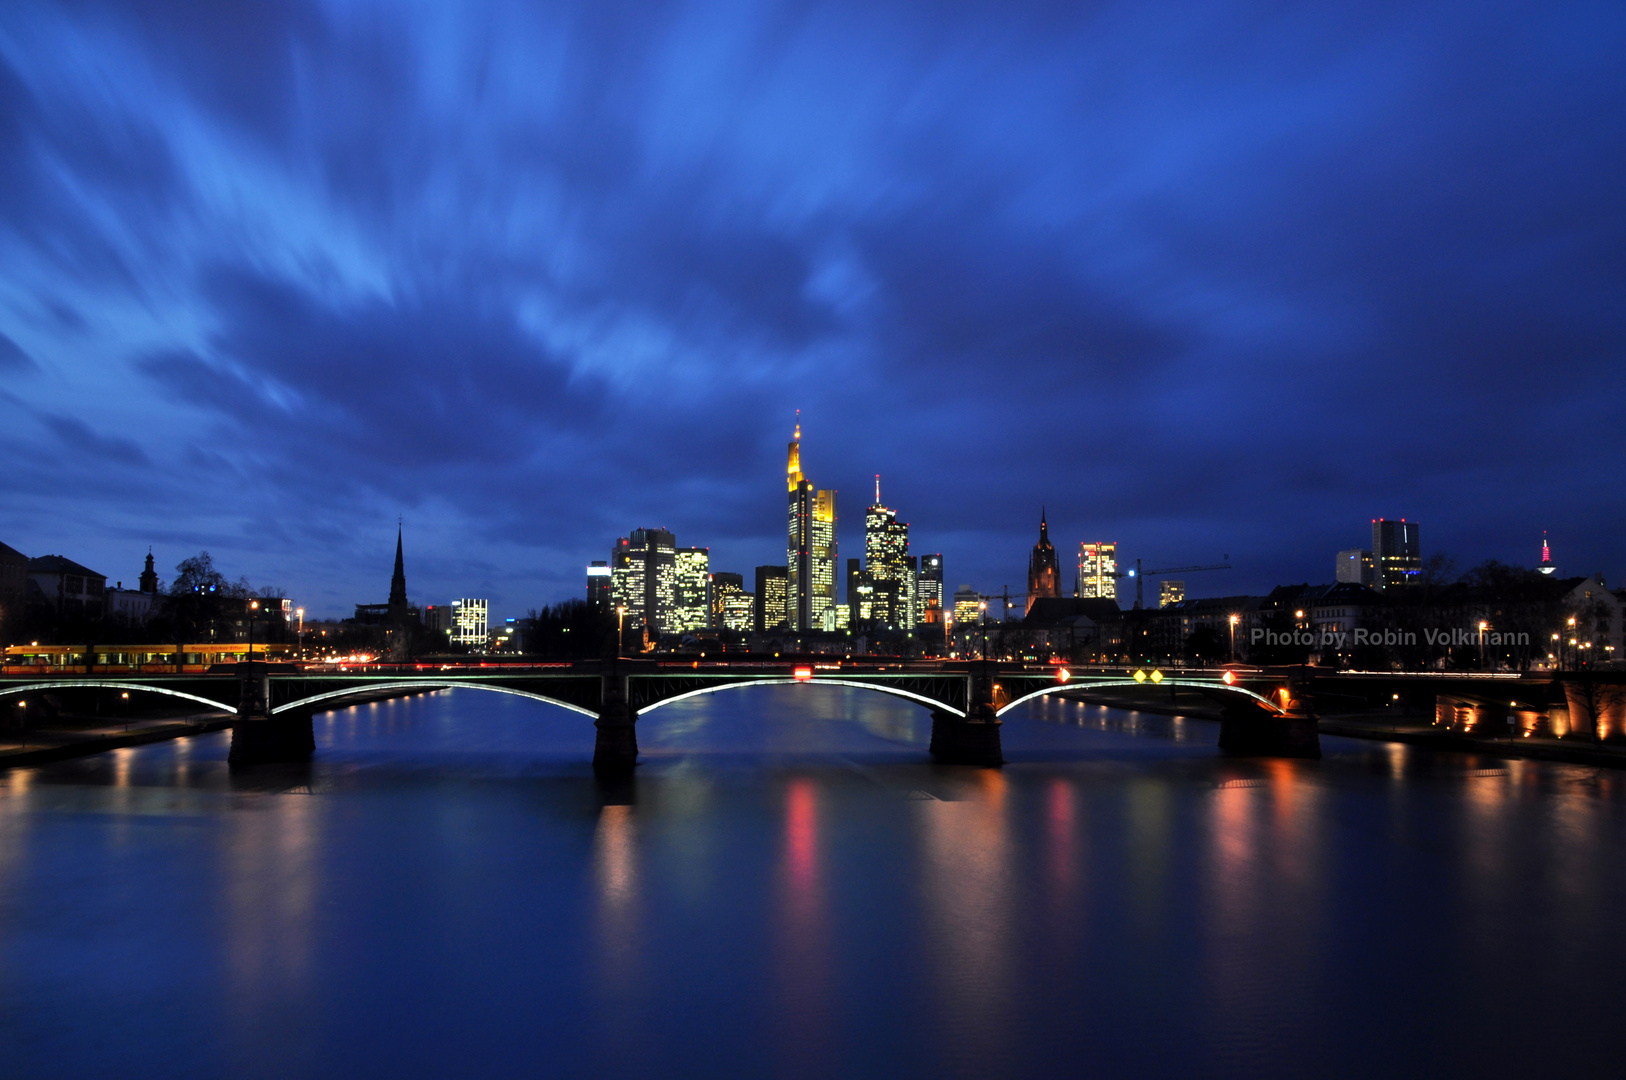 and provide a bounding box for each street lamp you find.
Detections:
[1228,613,1240,664]
[1478,620,1488,670]
[979,599,988,661]
[296,608,305,662]
[247,599,260,662]
[616,606,627,656]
